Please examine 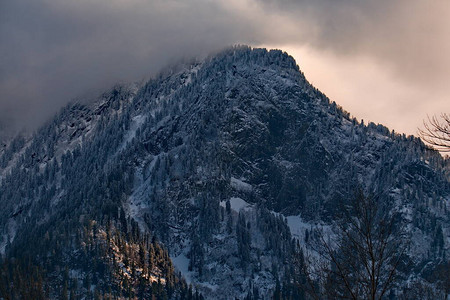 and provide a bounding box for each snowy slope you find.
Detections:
[0,46,448,299]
